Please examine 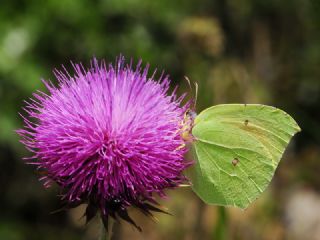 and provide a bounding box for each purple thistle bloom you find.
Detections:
[17,56,193,230]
